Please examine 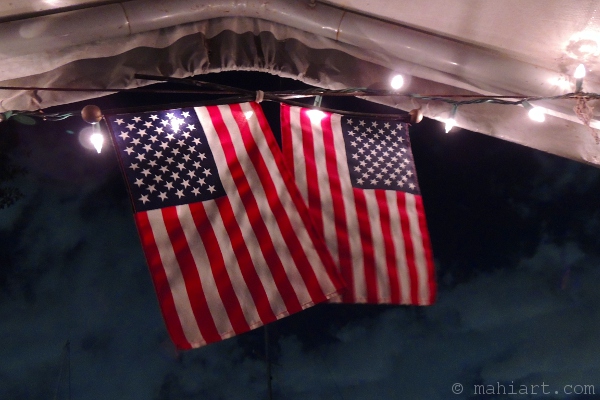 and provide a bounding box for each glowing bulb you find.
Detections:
[390,75,404,90]
[574,64,586,79]
[528,107,545,122]
[90,133,104,153]
[444,118,456,133]
[306,109,326,120]
[522,101,545,123]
